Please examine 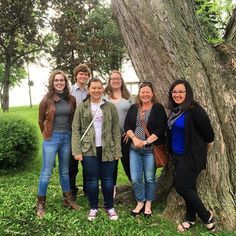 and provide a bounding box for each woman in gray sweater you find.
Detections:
[104,70,133,197]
